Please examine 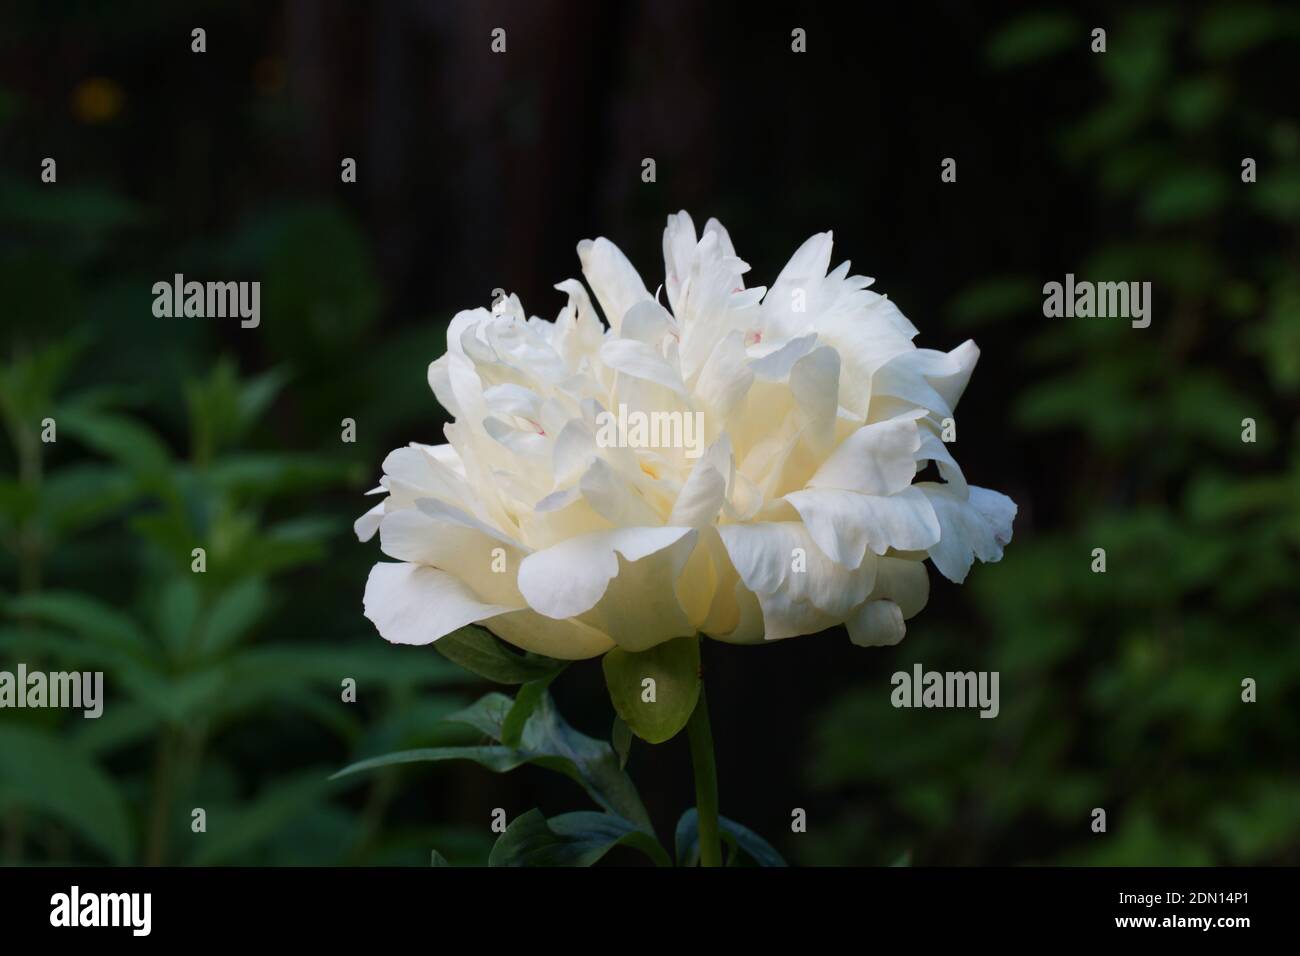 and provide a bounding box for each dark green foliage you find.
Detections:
[0,139,485,863]
[805,3,1300,866]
